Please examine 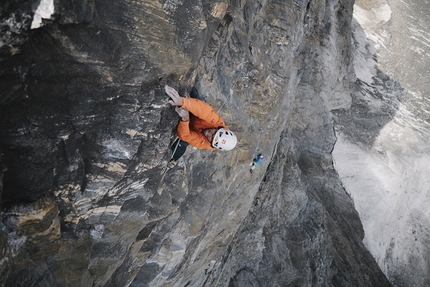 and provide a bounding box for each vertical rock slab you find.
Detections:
[333,0,430,285]
[200,0,391,285]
